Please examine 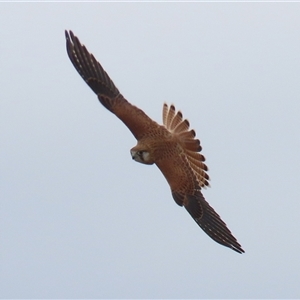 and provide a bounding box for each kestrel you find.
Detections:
[65,30,244,254]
